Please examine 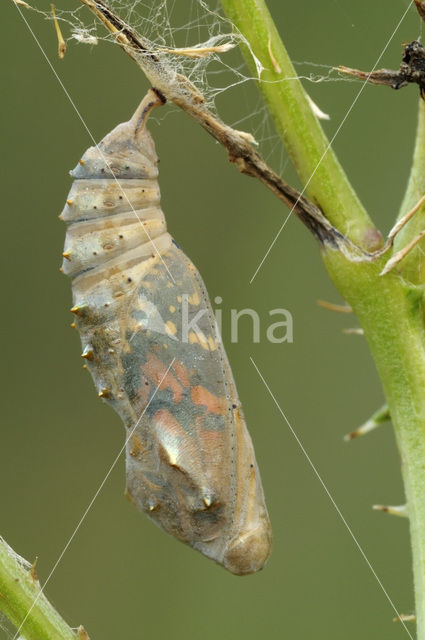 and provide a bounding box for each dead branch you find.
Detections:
[336,41,425,99]
[76,0,354,252]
